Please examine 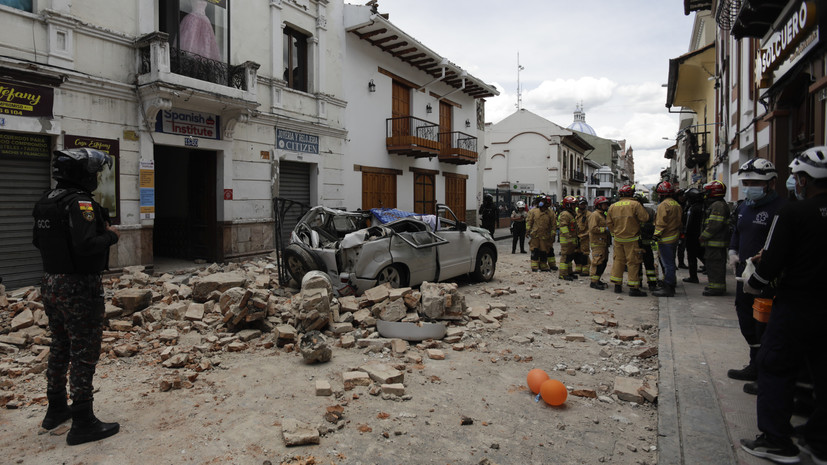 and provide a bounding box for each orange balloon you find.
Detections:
[540,379,567,406]
[527,369,550,394]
